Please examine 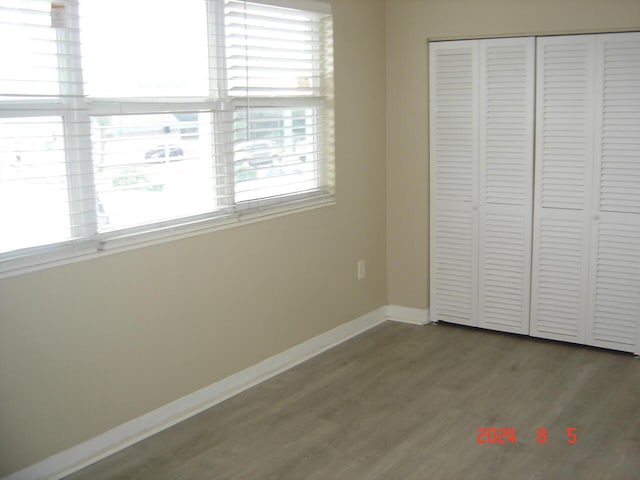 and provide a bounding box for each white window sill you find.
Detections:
[0,194,335,279]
